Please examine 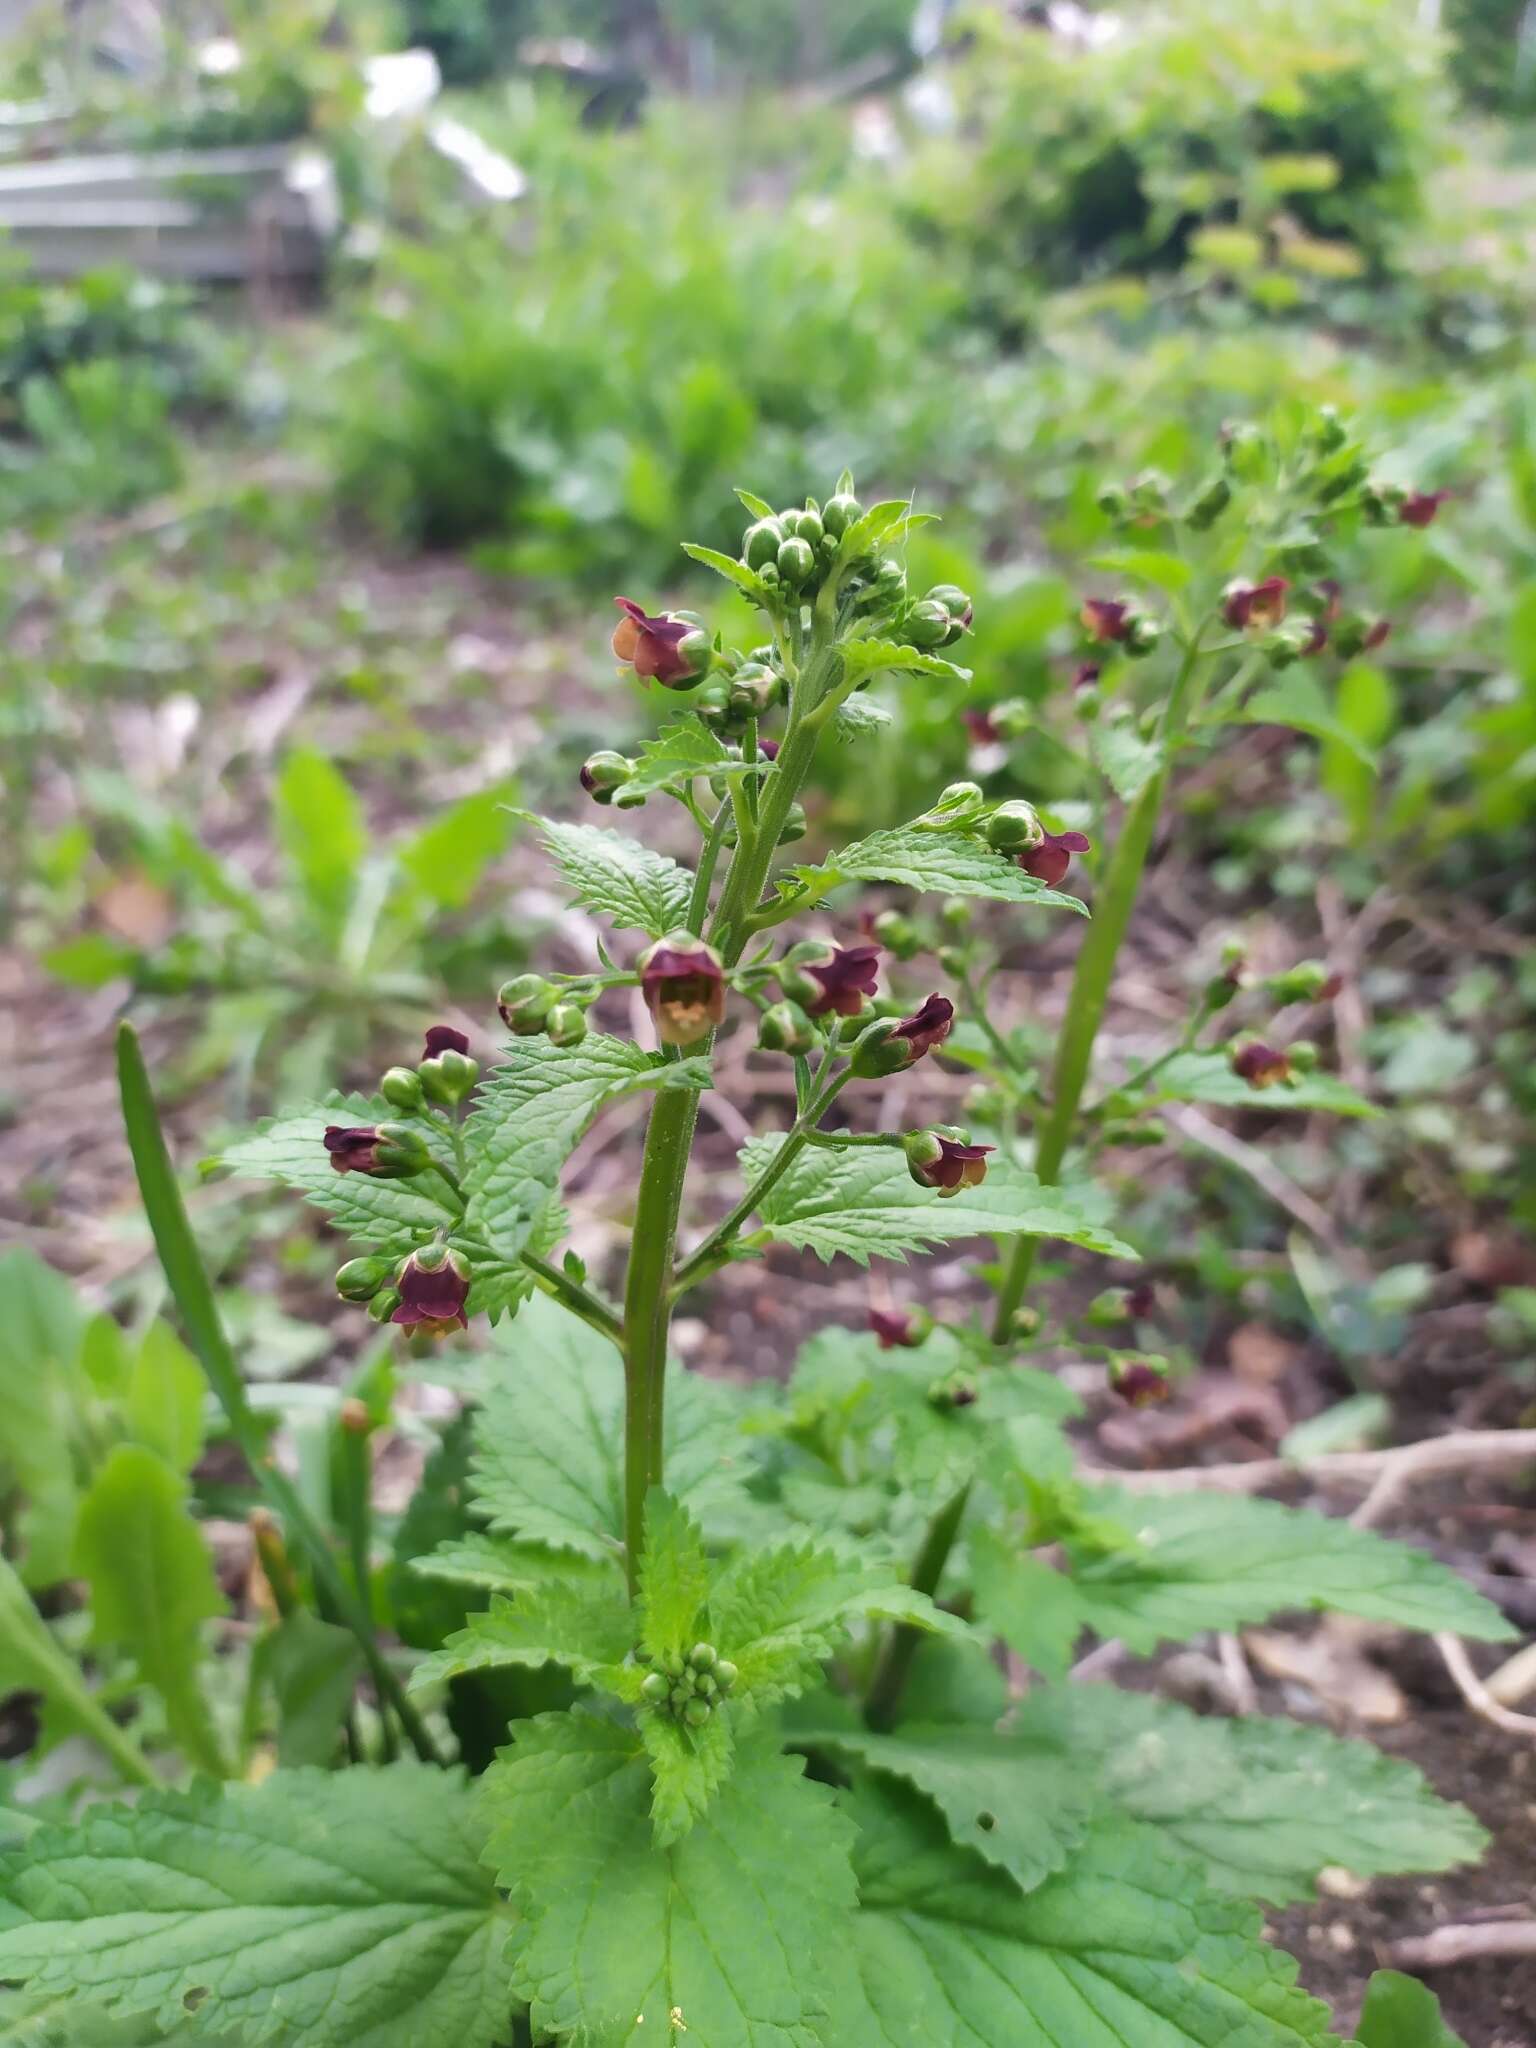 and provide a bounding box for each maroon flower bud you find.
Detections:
[639,931,726,1047]
[423,1025,469,1059]
[391,1246,470,1336]
[1231,1041,1293,1089]
[758,738,780,762]
[1112,1359,1171,1408]
[1018,827,1091,888]
[1223,577,1290,632]
[963,707,1000,746]
[1074,662,1102,690]
[323,1123,428,1178]
[798,942,881,1018]
[1124,1280,1156,1320]
[611,598,704,688]
[869,1306,932,1350]
[848,993,955,1078]
[904,1129,994,1196]
[1399,489,1449,529]
[1080,598,1132,644]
